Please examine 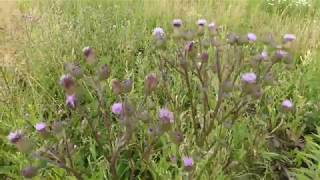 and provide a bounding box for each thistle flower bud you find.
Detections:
[185,41,197,58]
[158,108,174,131]
[97,64,111,80]
[281,99,294,112]
[272,50,288,62]
[283,34,296,44]
[82,46,96,64]
[122,79,133,93]
[152,27,166,47]
[172,19,182,28]
[197,19,207,36]
[66,94,76,109]
[200,52,209,63]
[64,63,82,78]
[111,79,123,95]
[182,157,194,171]
[8,130,33,153]
[247,33,257,42]
[59,74,75,92]
[208,22,217,36]
[227,33,239,45]
[21,166,38,178]
[144,73,158,94]
[170,131,184,145]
